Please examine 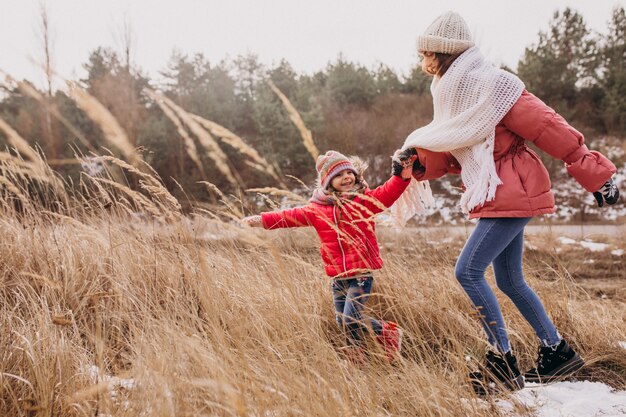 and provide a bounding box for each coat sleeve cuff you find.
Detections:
[260,212,272,229]
[566,150,617,192]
